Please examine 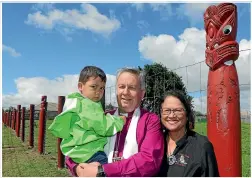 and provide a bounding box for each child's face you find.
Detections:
[78,77,105,102]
